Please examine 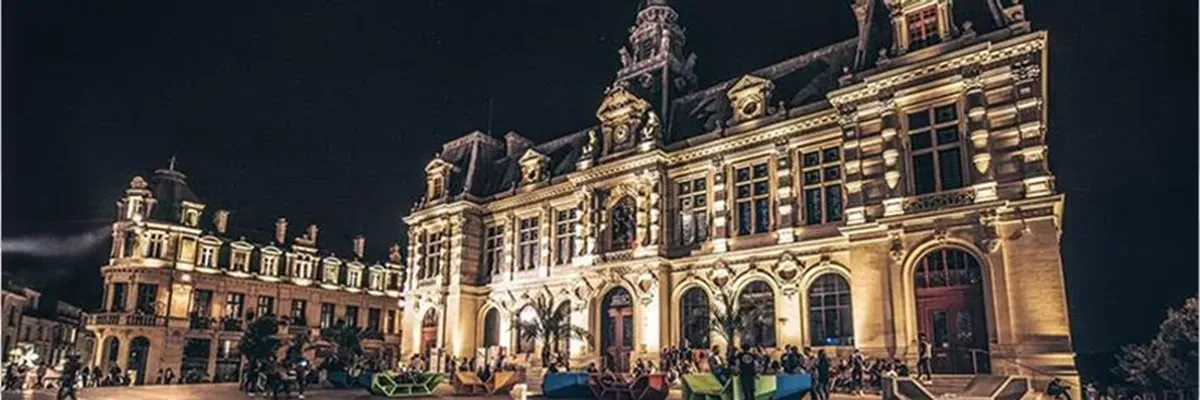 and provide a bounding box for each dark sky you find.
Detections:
[2,0,1195,358]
